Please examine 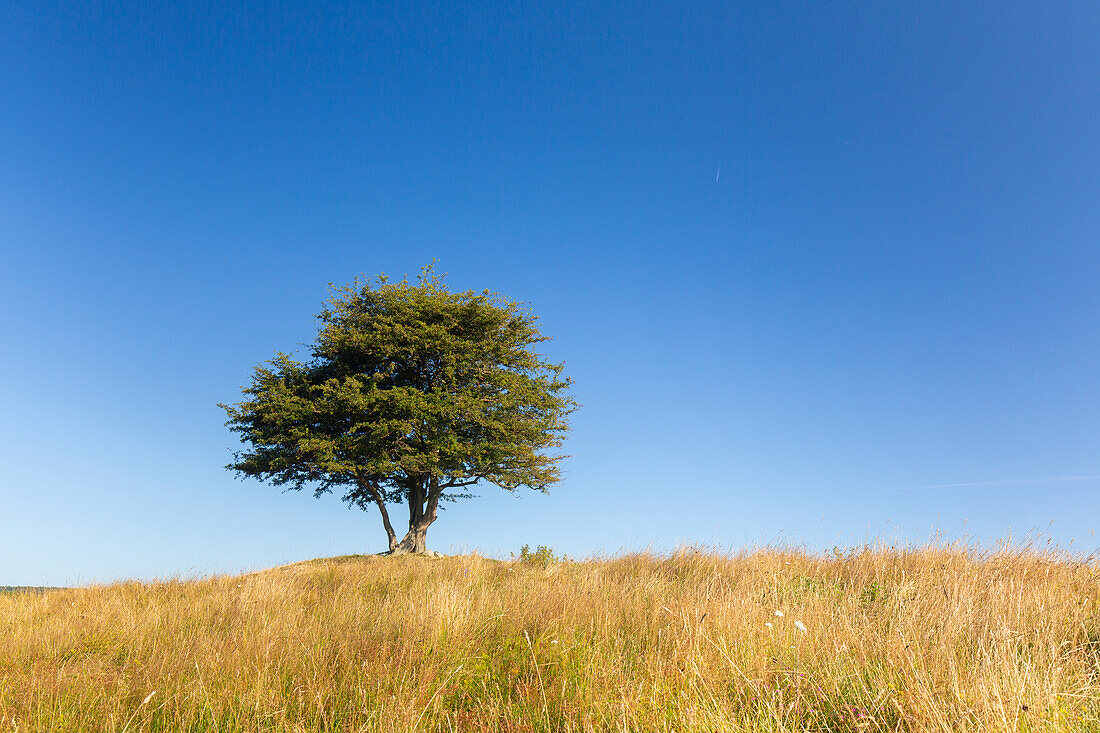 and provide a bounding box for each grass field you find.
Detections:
[2,544,1099,731]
